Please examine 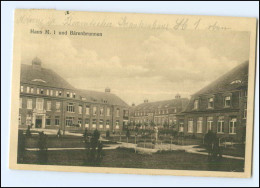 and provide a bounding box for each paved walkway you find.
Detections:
[26,140,244,160]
